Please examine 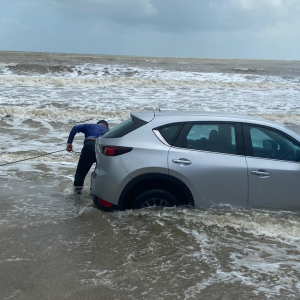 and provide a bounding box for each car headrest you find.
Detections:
[209,130,219,141]
[263,139,278,150]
